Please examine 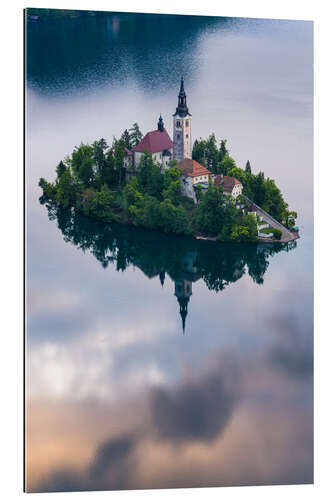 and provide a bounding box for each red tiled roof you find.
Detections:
[177,158,212,178]
[133,129,173,154]
[214,175,242,192]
